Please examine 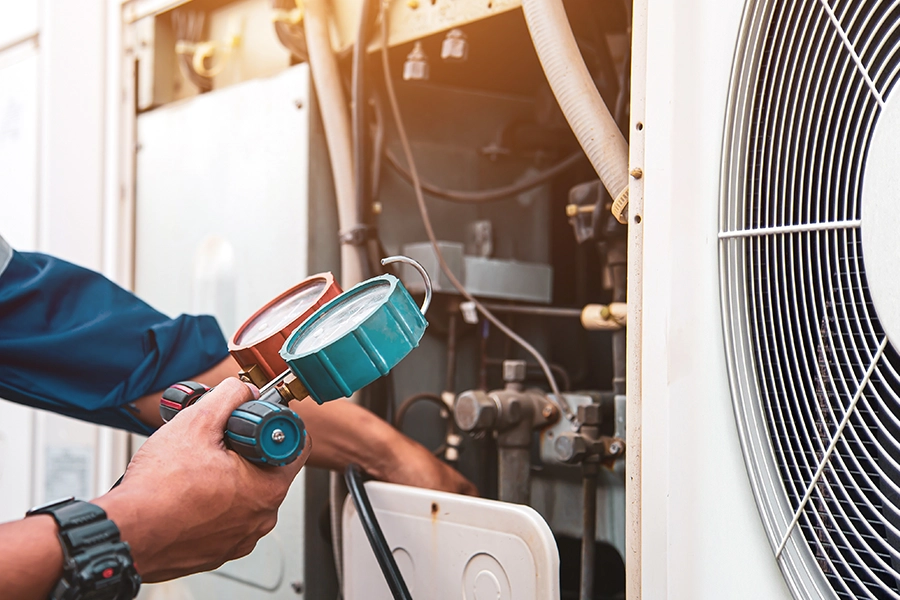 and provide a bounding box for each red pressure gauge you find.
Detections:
[229,273,342,386]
